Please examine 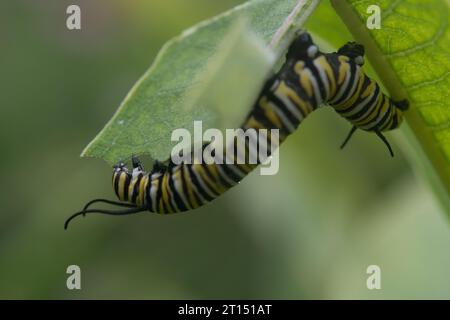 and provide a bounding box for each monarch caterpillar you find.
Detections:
[65,32,408,229]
